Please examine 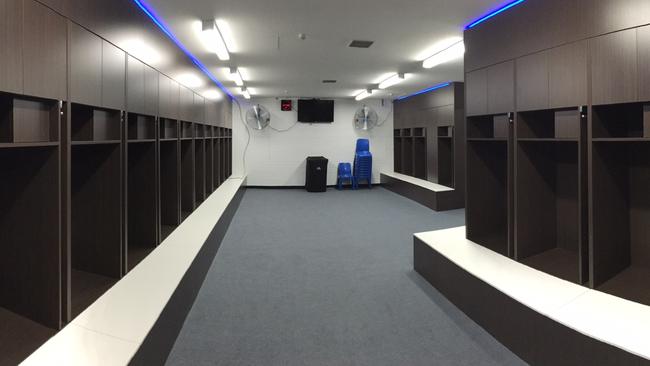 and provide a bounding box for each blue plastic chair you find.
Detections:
[354,139,372,189]
[337,163,354,190]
